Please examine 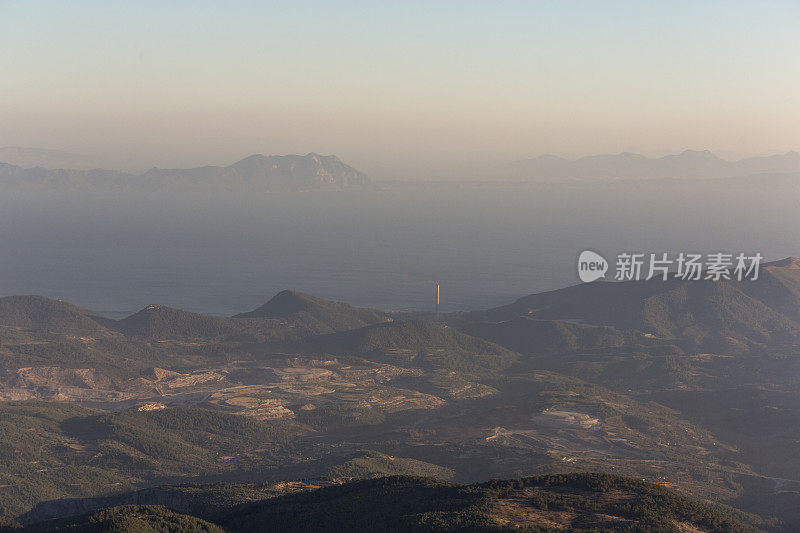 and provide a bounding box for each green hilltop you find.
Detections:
[234,289,389,334]
[9,474,766,532]
[289,319,519,375]
[466,258,800,353]
[0,295,112,336]
[17,505,223,533]
[216,473,764,532]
